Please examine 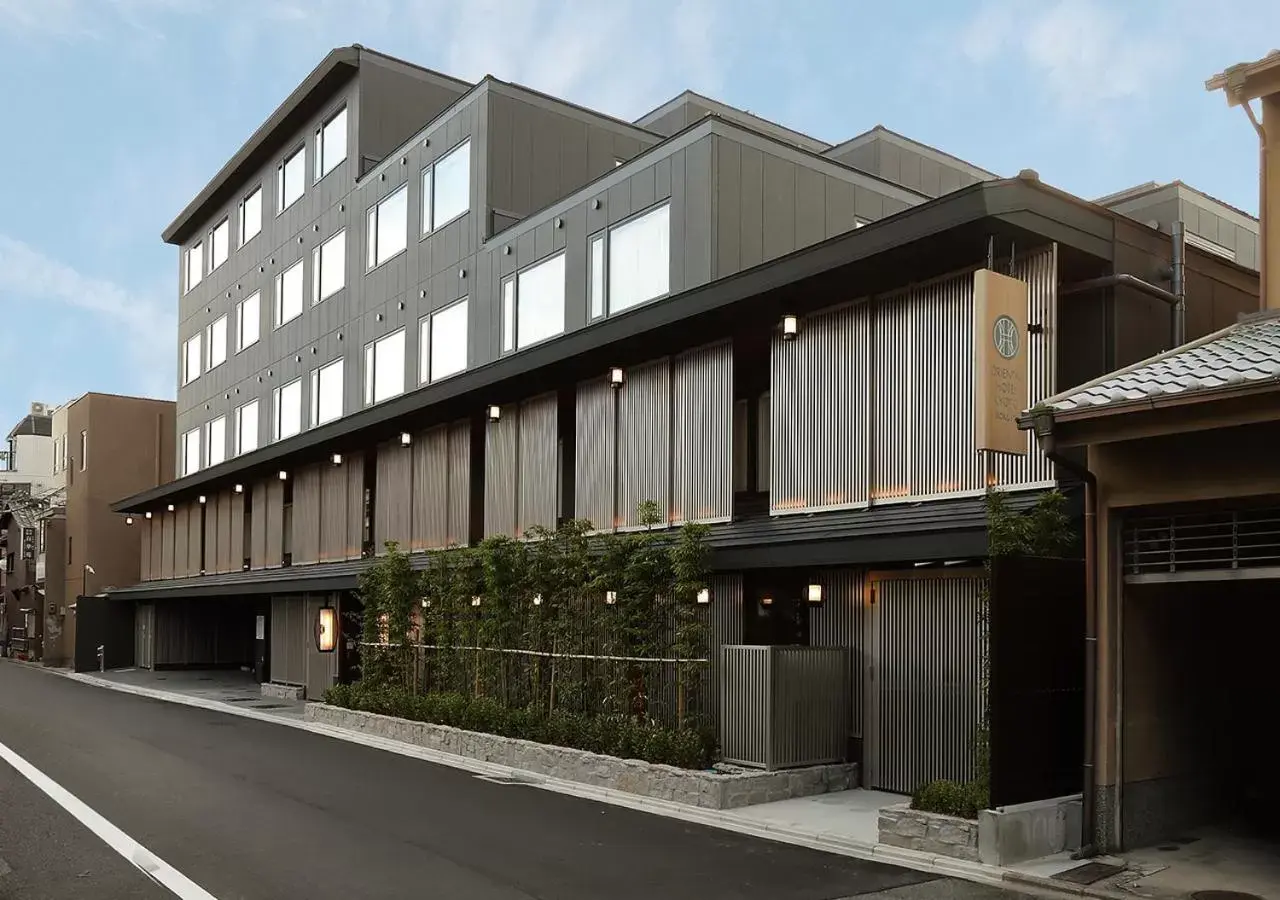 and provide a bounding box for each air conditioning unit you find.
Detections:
[29,402,50,417]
